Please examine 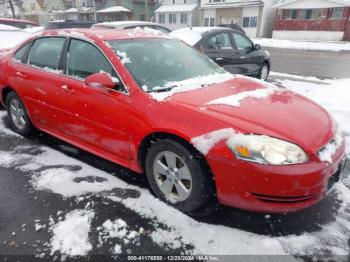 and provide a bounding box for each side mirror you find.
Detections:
[254,44,261,50]
[84,72,118,89]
